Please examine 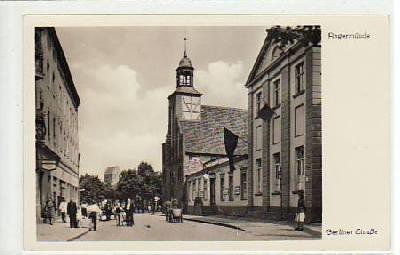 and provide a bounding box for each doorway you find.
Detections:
[209,177,216,206]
